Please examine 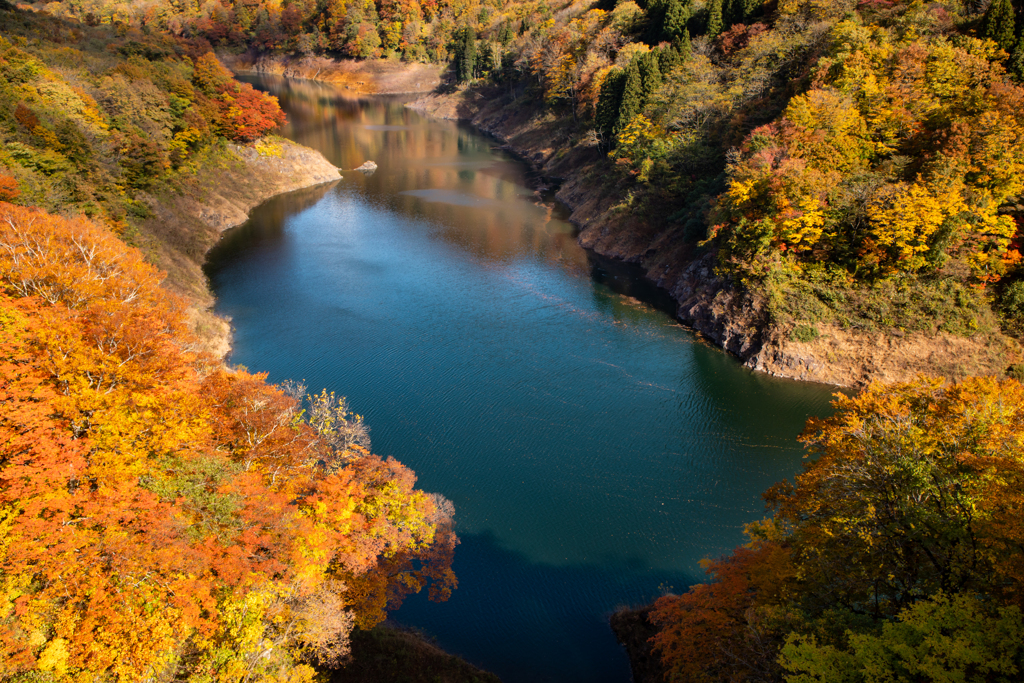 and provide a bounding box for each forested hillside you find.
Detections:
[0,199,458,680]
[0,10,284,227]
[28,0,1024,378]
[0,8,458,681]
